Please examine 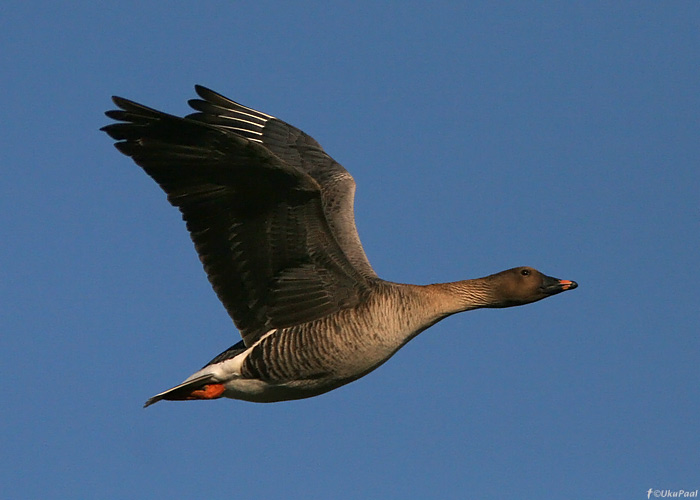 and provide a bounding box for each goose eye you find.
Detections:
[520,269,531,276]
